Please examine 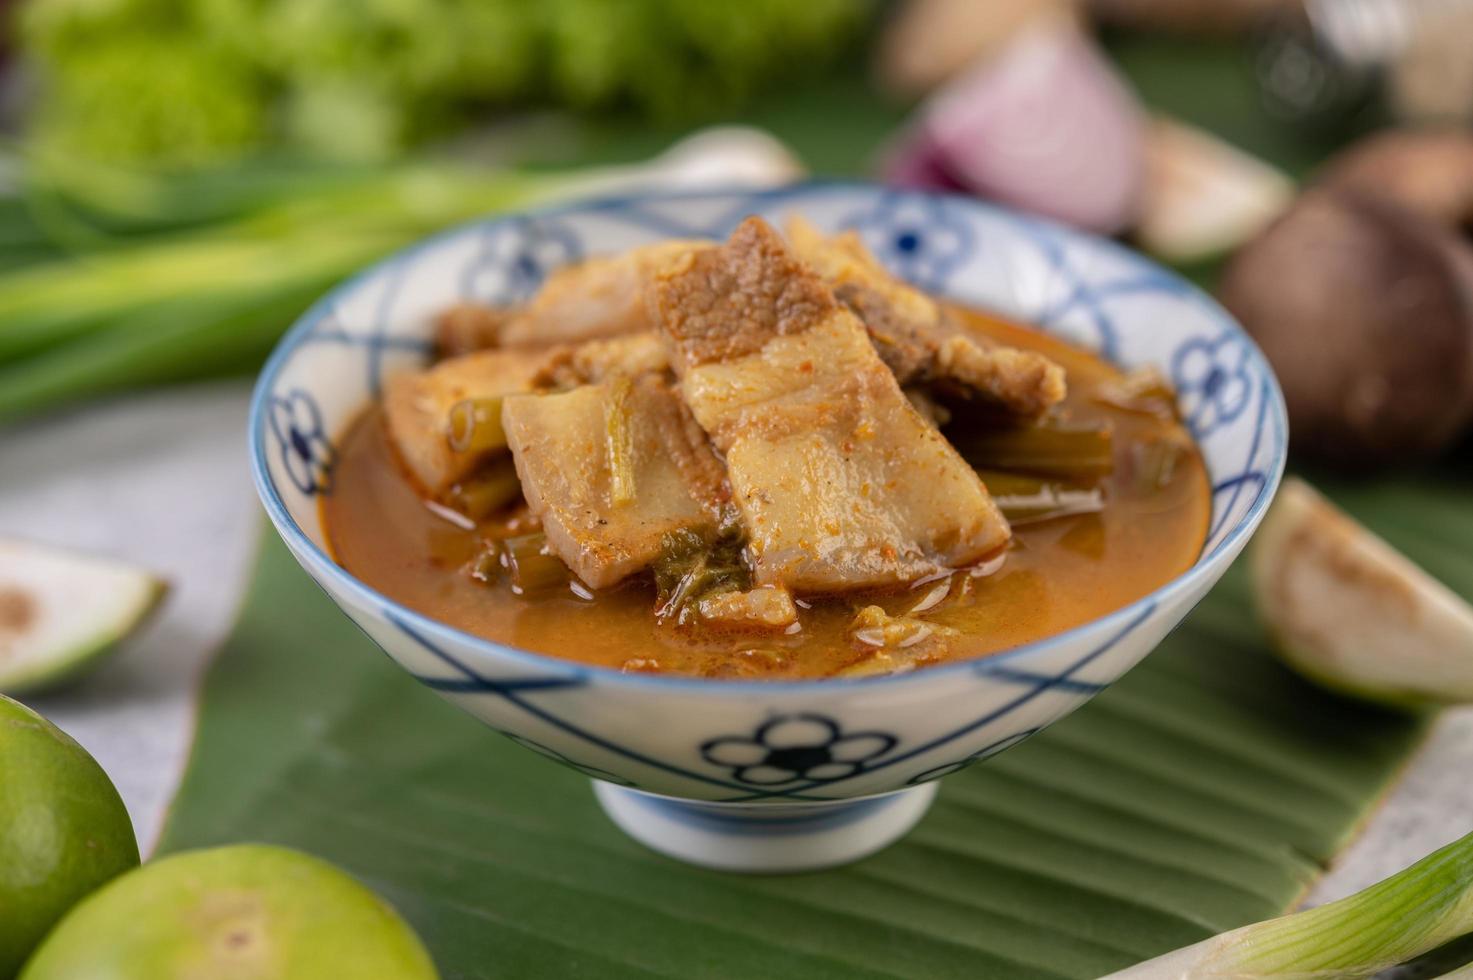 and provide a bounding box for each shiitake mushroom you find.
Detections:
[1219,187,1473,468]
[1318,129,1473,230]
